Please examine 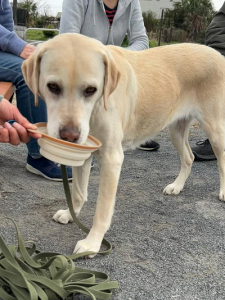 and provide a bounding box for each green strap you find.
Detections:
[60,165,112,258]
[0,165,117,299]
[0,218,118,300]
